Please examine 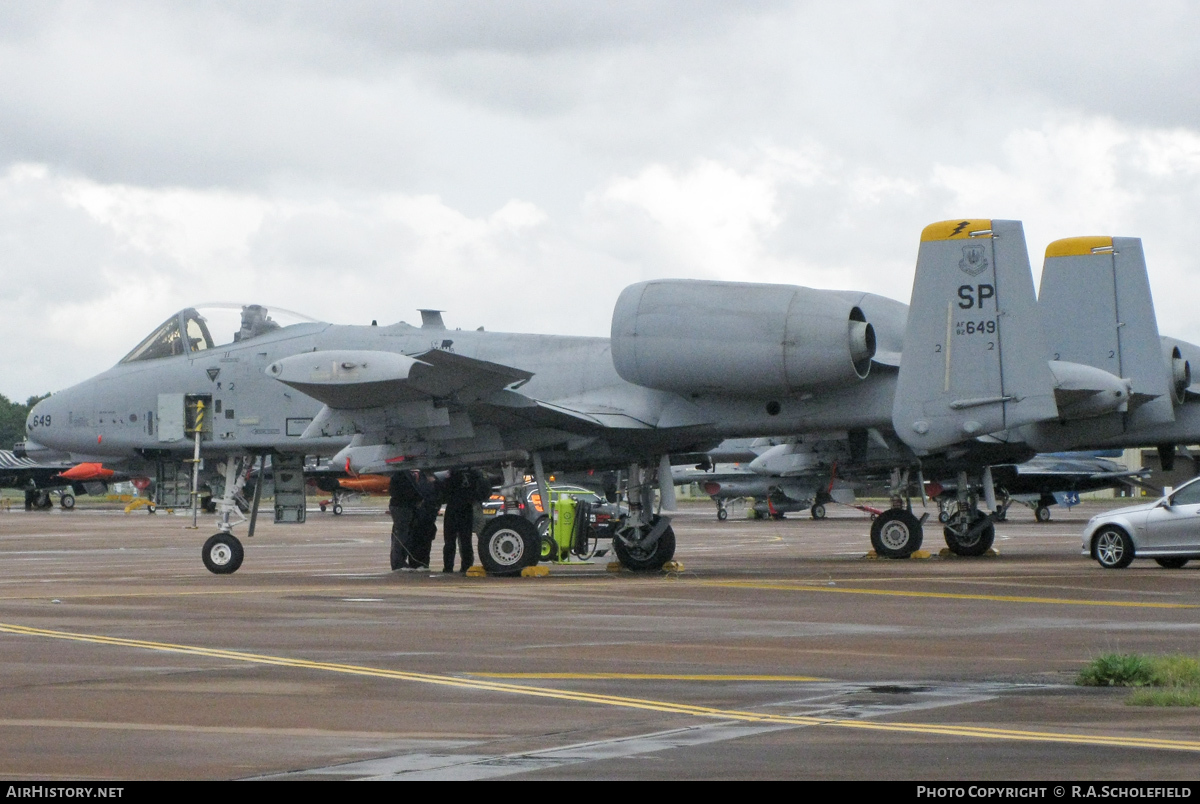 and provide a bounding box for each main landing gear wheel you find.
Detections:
[810,503,826,520]
[478,514,540,576]
[870,509,923,558]
[943,512,995,557]
[612,516,676,572]
[1093,526,1134,569]
[202,533,244,575]
[717,507,728,521]
[1035,505,1052,523]
[1155,557,1190,569]
[60,494,75,510]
